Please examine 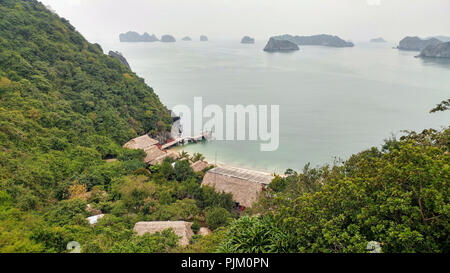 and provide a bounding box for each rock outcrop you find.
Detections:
[108,51,131,70]
[241,36,255,44]
[200,35,208,41]
[397,36,442,51]
[263,37,299,52]
[370,37,386,43]
[45,5,56,14]
[161,34,176,43]
[182,36,192,41]
[119,31,159,42]
[419,42,450,58]
[198,227,212,236]
[272,34,354,47]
